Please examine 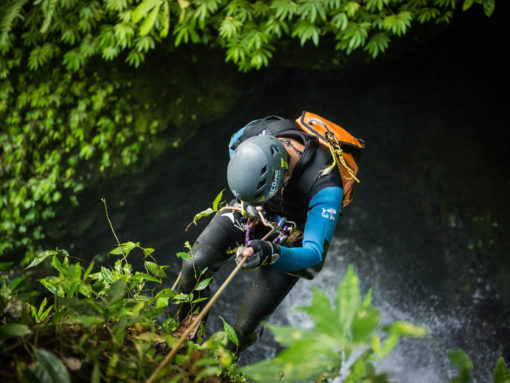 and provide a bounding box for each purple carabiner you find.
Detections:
[273,224,290,244]
[245,220,255,245]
